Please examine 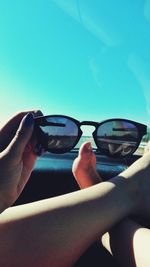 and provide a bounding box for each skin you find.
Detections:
[73,141,150,267]
[0,113,150,266]
[72,141,102,188]
[0,110,42,211]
